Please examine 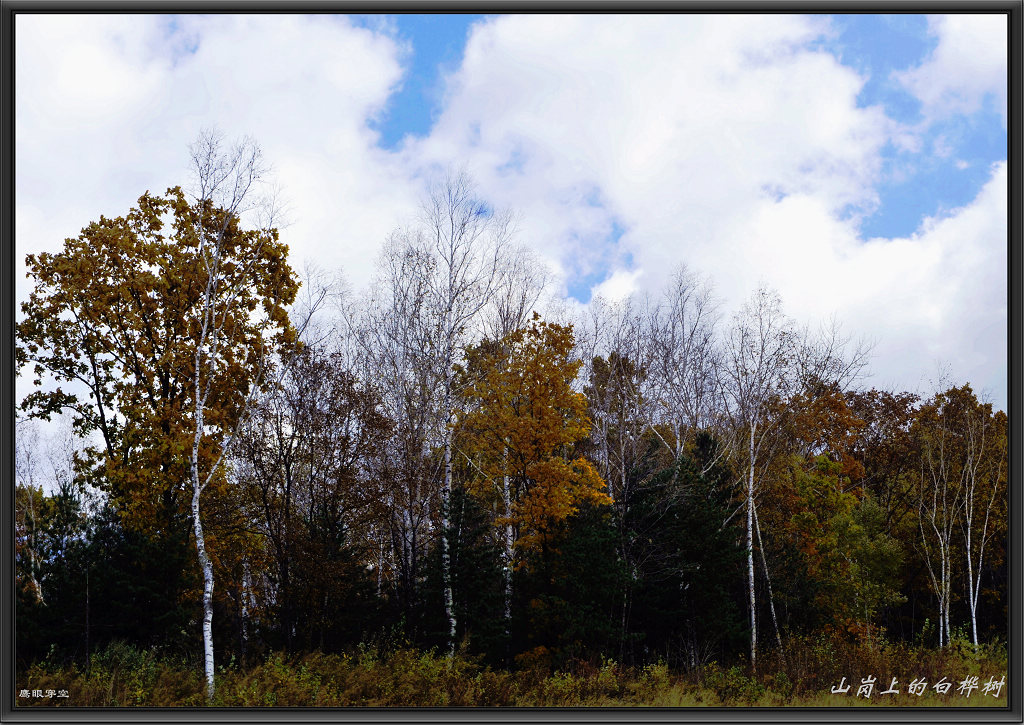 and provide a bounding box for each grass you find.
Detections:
[15,638,1009,708]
